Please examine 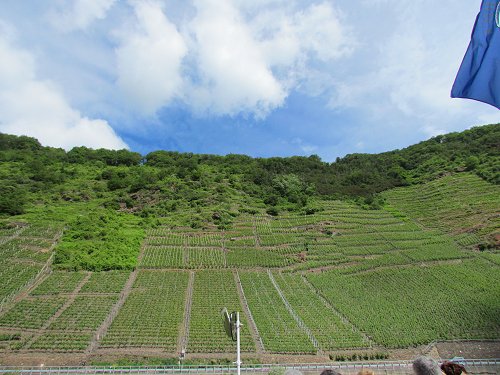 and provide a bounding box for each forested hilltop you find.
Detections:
[0,123,498,271]
[2,123,499,214]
